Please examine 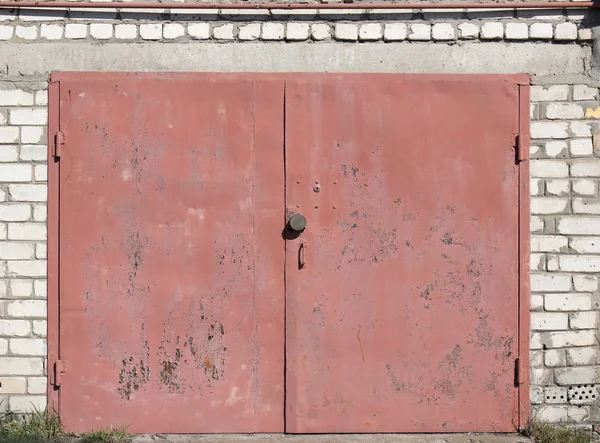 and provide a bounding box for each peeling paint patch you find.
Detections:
[476,315,494,346]
[122,228,150,298]
[371,228,398,263]
[442,231,455,245]
[444,345,462,370]
[159,360,180,392]
[312,303,326,327]
[118,340,150,401]
[420,284,434,302]
[385,364,407,393]
[474,315,514,362]
[433,345,470,401]
[485,372,499,393]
